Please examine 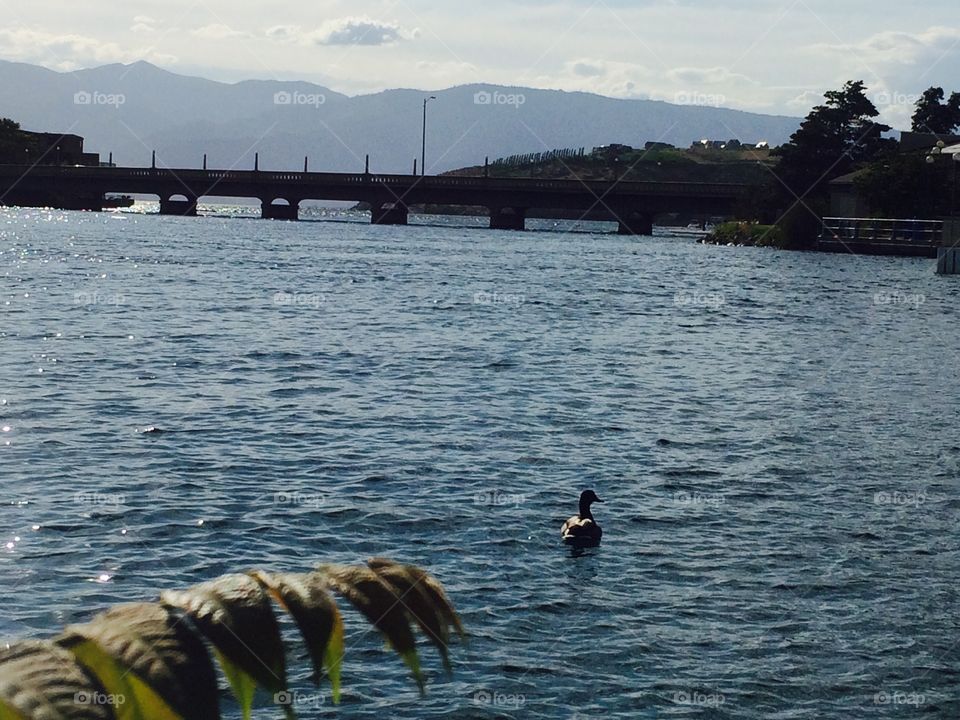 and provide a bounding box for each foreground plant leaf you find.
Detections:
[60,638,176,720]
[319,564,424,694]
[0,641,112,720]
[366,559,464,675]
[3,559,461,719]
[57,603,219,720]
[249,571,345,703]
[211,650,257,720]
[160,574,288,720]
